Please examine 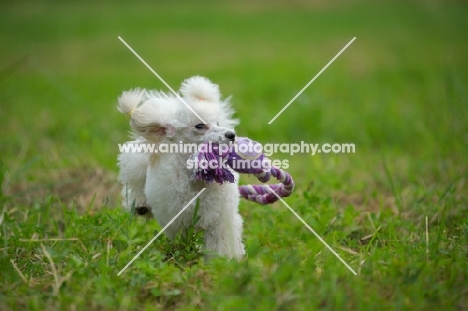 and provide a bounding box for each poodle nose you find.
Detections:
[225,131,236,141]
